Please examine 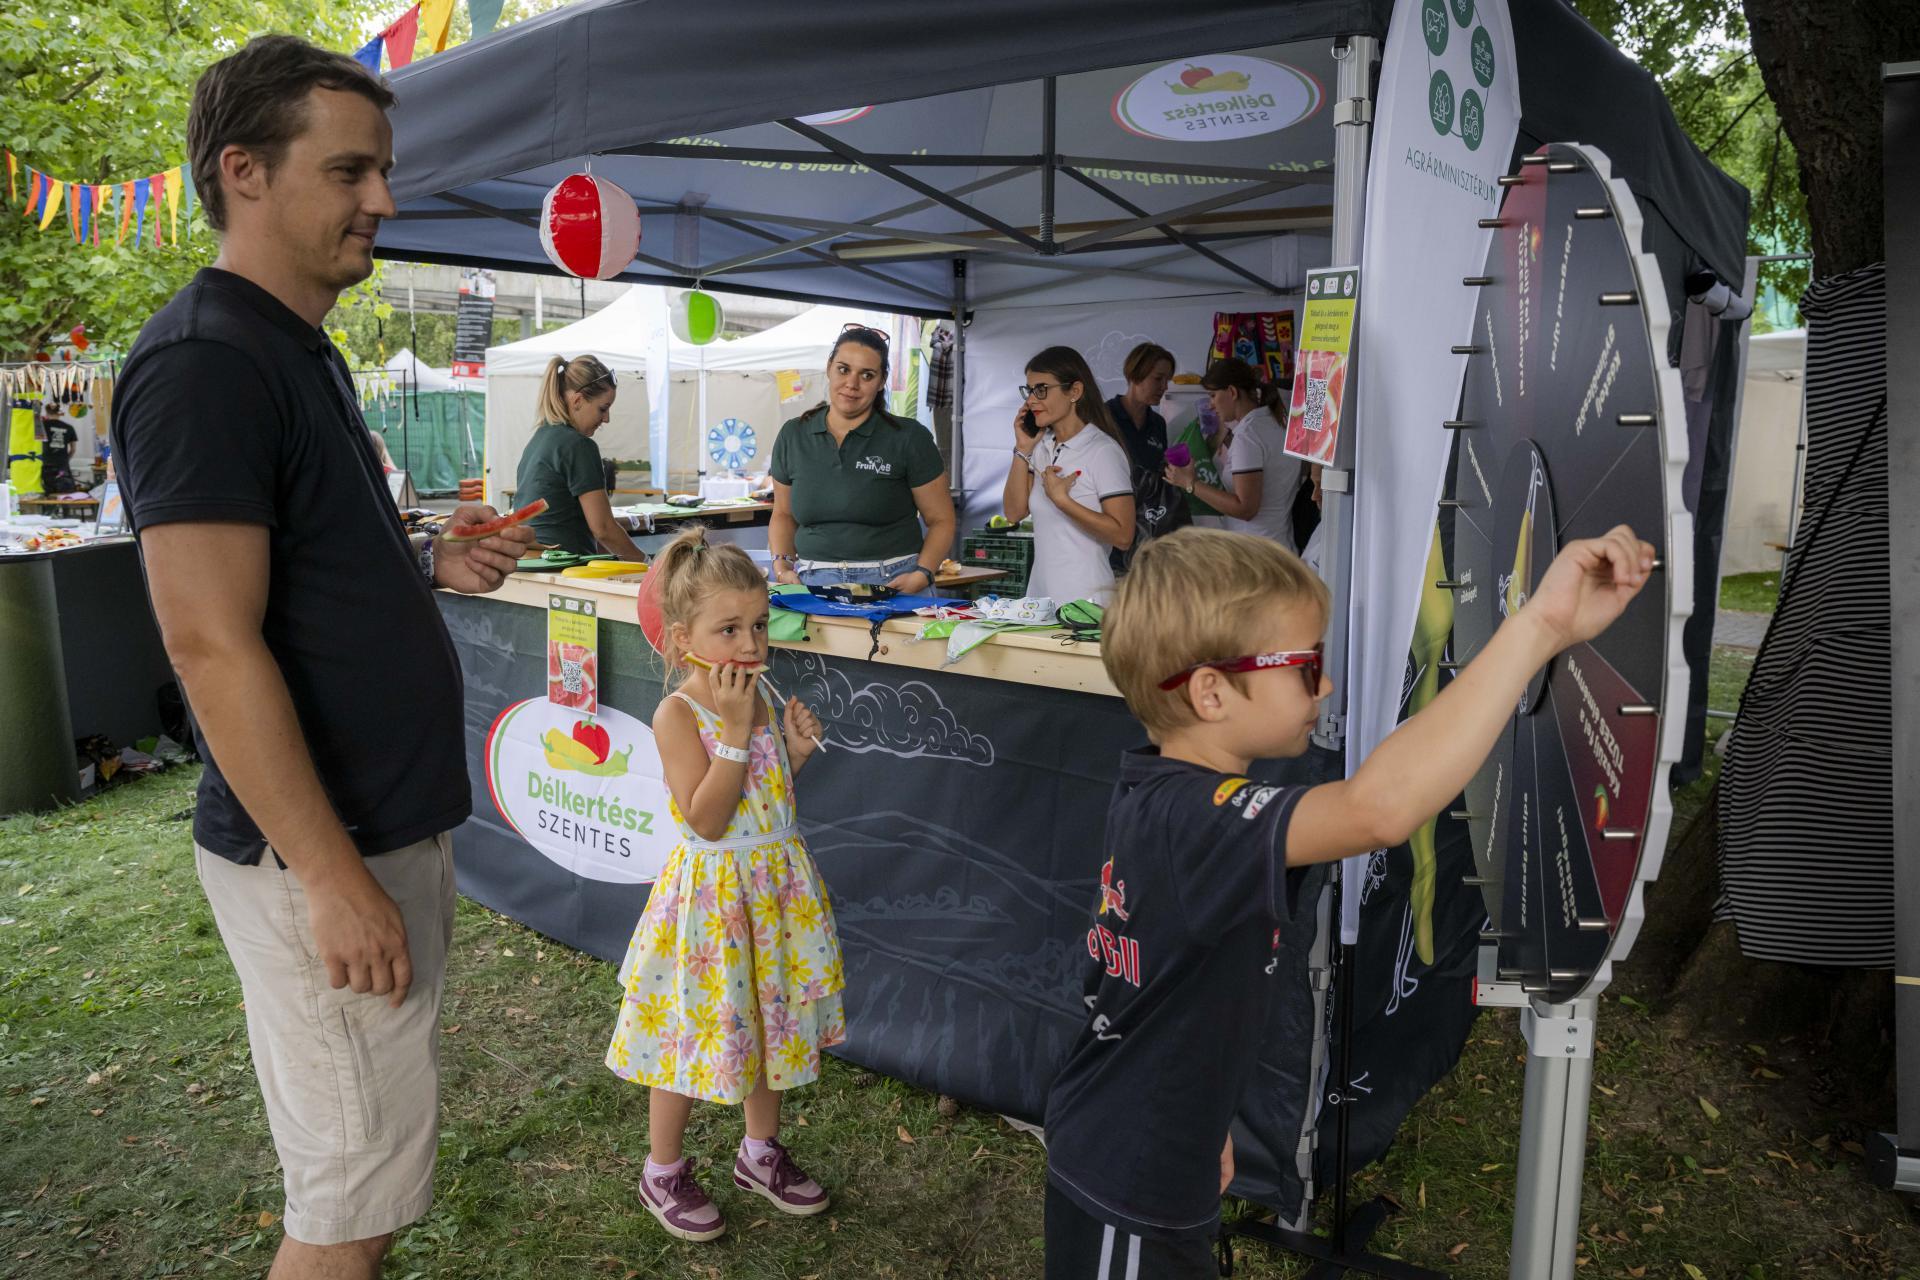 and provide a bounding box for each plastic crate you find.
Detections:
[960,530,1034,575]
[952,571,1028,602]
